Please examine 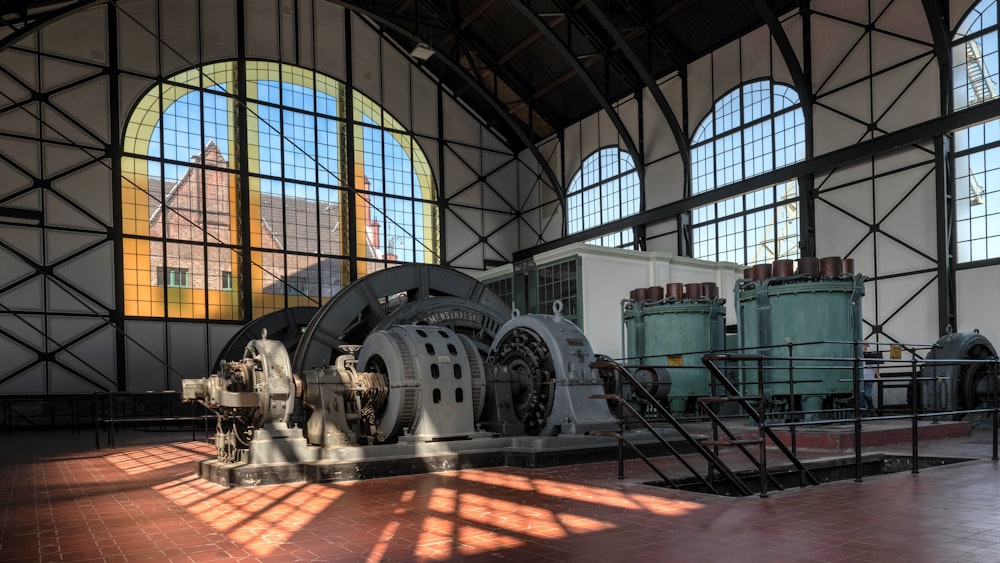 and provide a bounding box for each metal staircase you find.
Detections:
[591,354,818,497]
